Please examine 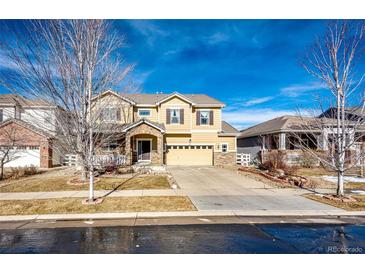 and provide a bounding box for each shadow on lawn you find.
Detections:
[99,172,141,199]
